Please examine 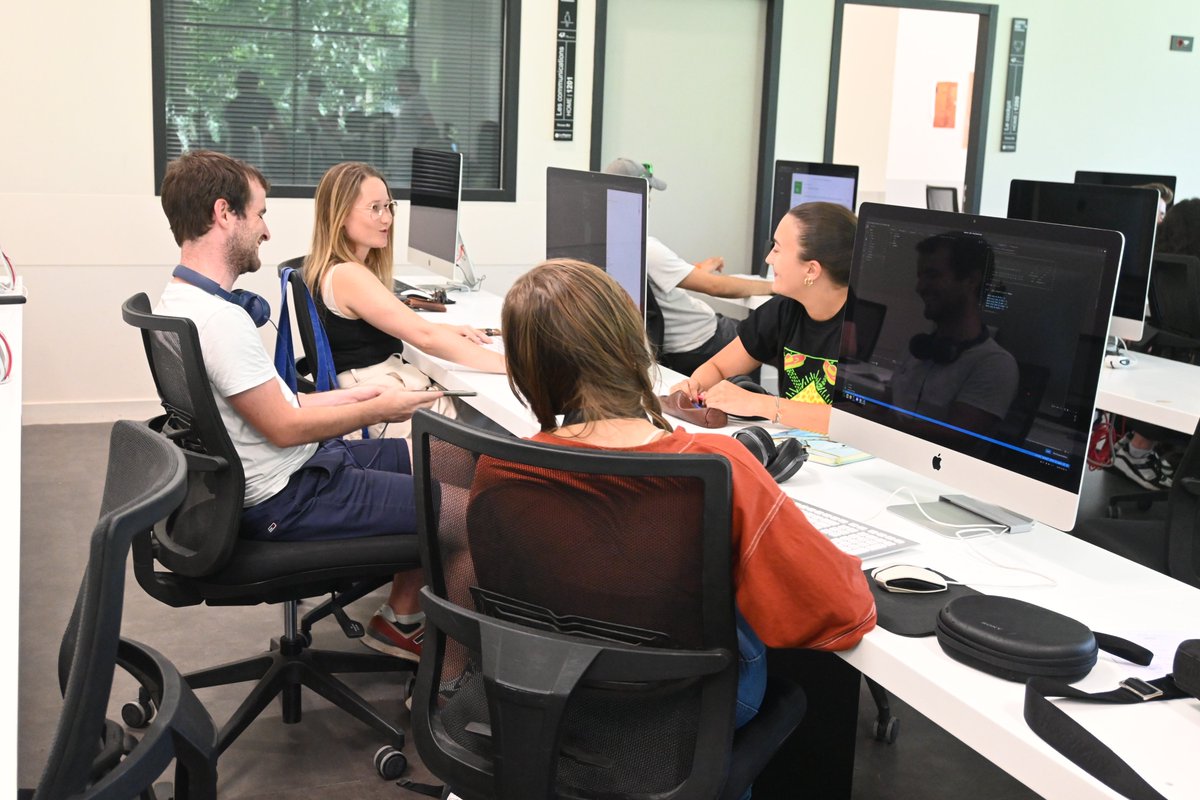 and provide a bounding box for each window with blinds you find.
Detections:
[152,0,519,199]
